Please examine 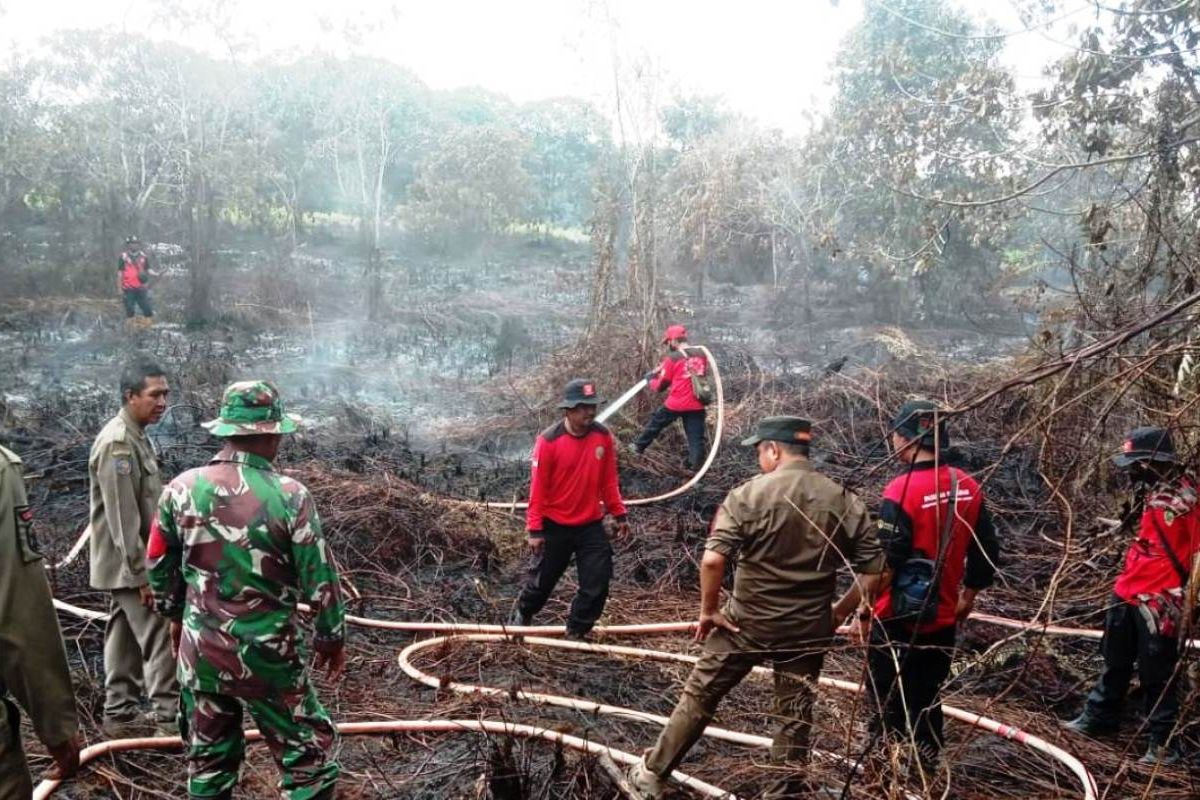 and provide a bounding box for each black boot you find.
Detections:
[1139,741,1182,766]
[1061,709,1117,737]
